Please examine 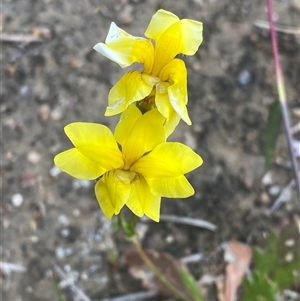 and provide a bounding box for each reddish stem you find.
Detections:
[266,0,300,197]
